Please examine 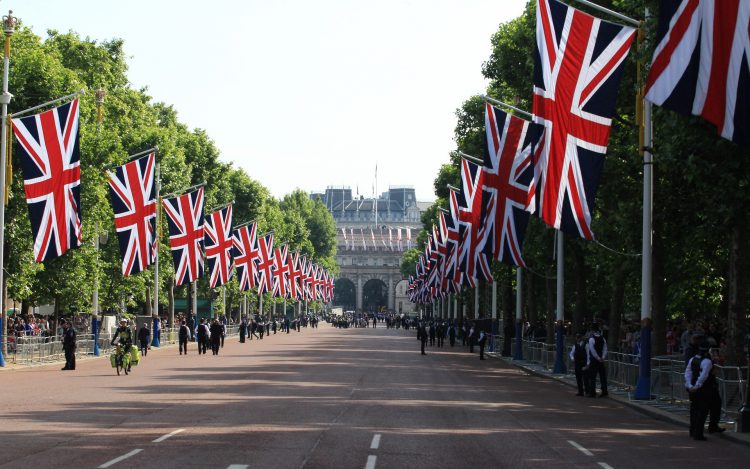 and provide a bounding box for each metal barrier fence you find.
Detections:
[494,337,748,421]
